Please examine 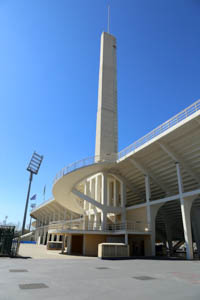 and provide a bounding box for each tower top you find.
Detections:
[107,5,110,34]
